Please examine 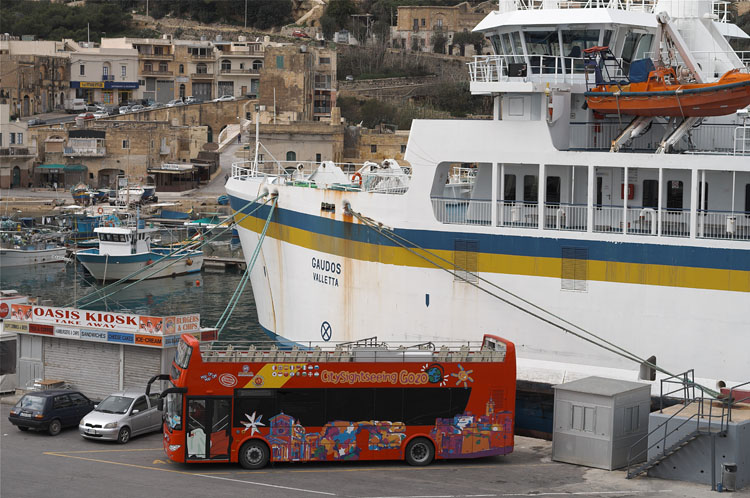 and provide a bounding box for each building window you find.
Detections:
[80,64,85,76]
[9,133,15,145]
[413,19,419,31]
[642,179,658,208]
[276,55,284,69]
[158,62,167,72]
[286,151,296,161]
[0,133,2,146]
[421,18,426,26]
[316,153,322,163]
[121,65,127,78]
[252,59,263,70]
[436,18,443,28]
[221,59,231,72]
[179,84,186,99]
[370,145,377,153]
[698,182,709,210]
[196,63,207,74]
[400,144,406,154]
[144,62,153,72]
[571,404,595,432]
[523,175,538,203]
[103,65,109,77]
[122,139,129,149]
[504,174,516,201]
[667,180,683,210]
[624,405,640,433]
[319,57,331,64]
[16,133,22,145]
[179,64,184,74]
